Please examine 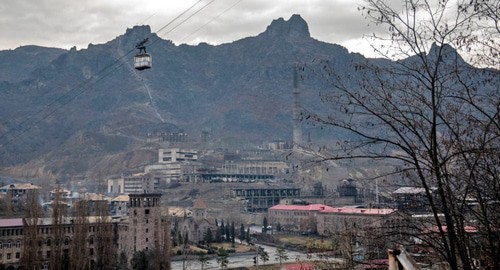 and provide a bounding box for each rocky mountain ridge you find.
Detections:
[0,14,492,183]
